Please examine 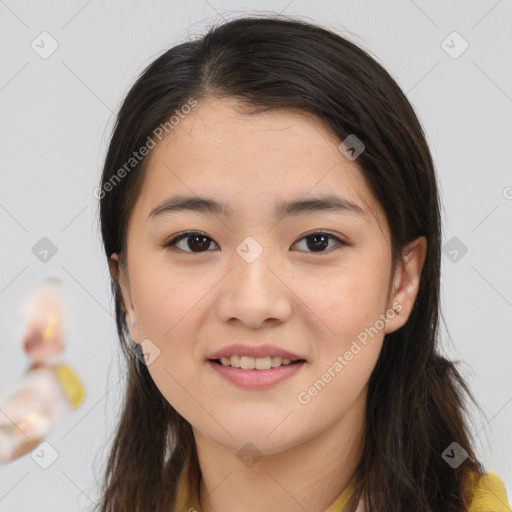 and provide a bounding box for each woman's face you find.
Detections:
[111,96,425,457]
